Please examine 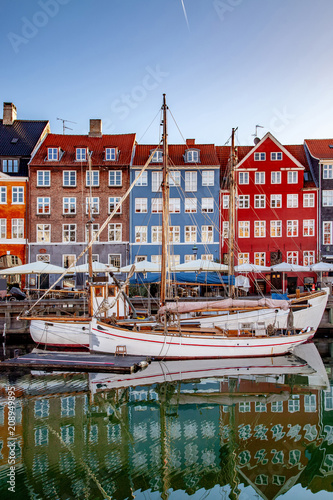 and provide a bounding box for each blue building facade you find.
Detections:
[130,141,220,265]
